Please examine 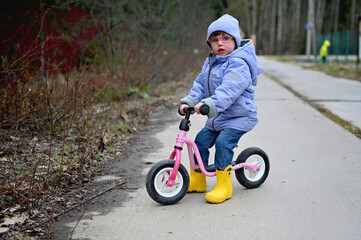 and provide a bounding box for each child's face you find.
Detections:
[208,33,235,56]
